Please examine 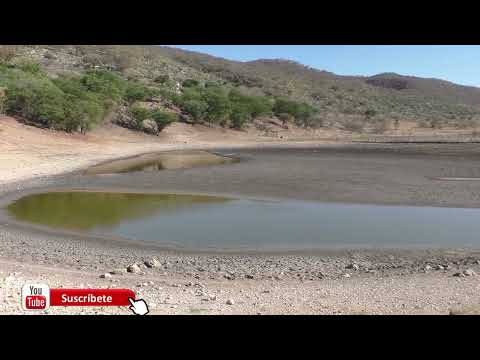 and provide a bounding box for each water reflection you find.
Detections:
[85,150,237,175]
[7,192,230,230]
